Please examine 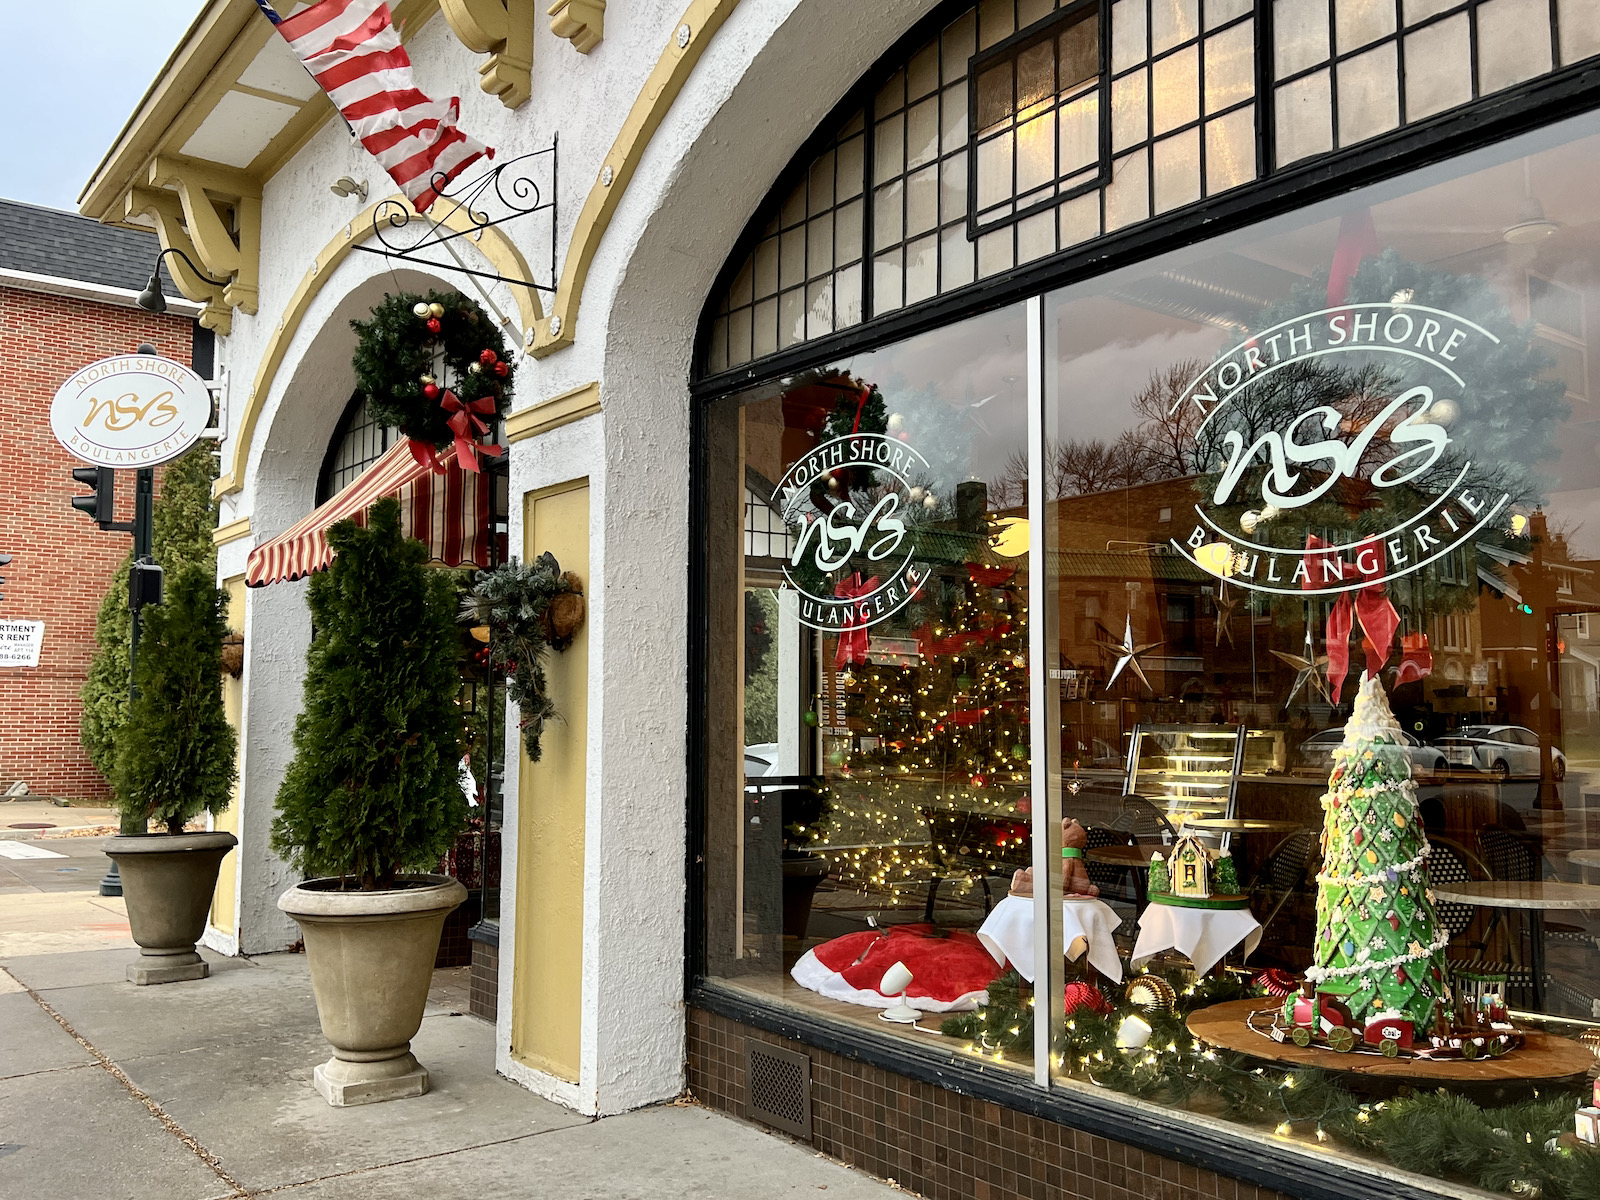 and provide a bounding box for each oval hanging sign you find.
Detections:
[50,354,211,467]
